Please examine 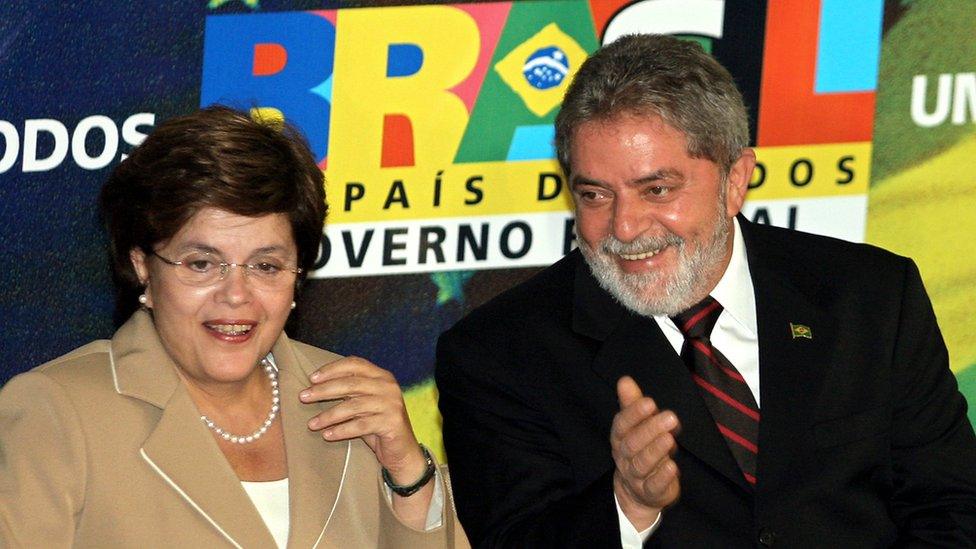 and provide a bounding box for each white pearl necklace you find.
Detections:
[200,359,280,444]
